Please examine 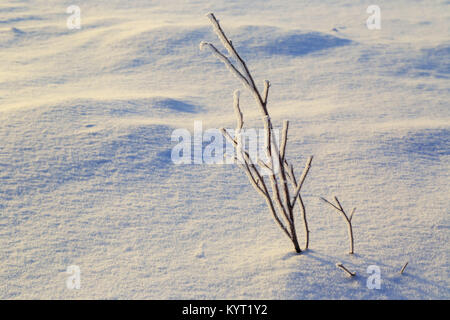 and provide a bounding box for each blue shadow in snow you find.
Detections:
[254,31,352,57]
[154,98,201,113]
[416,44,450,75]
[380,128,450,162]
